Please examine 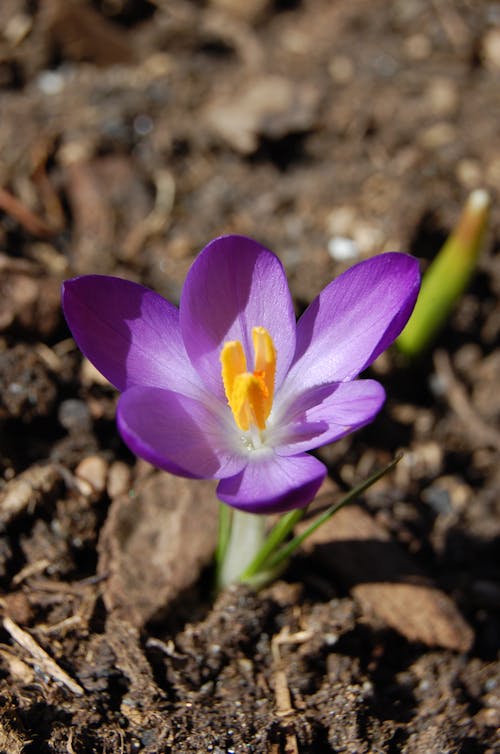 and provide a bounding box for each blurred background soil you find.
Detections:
[0,1,499,752]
